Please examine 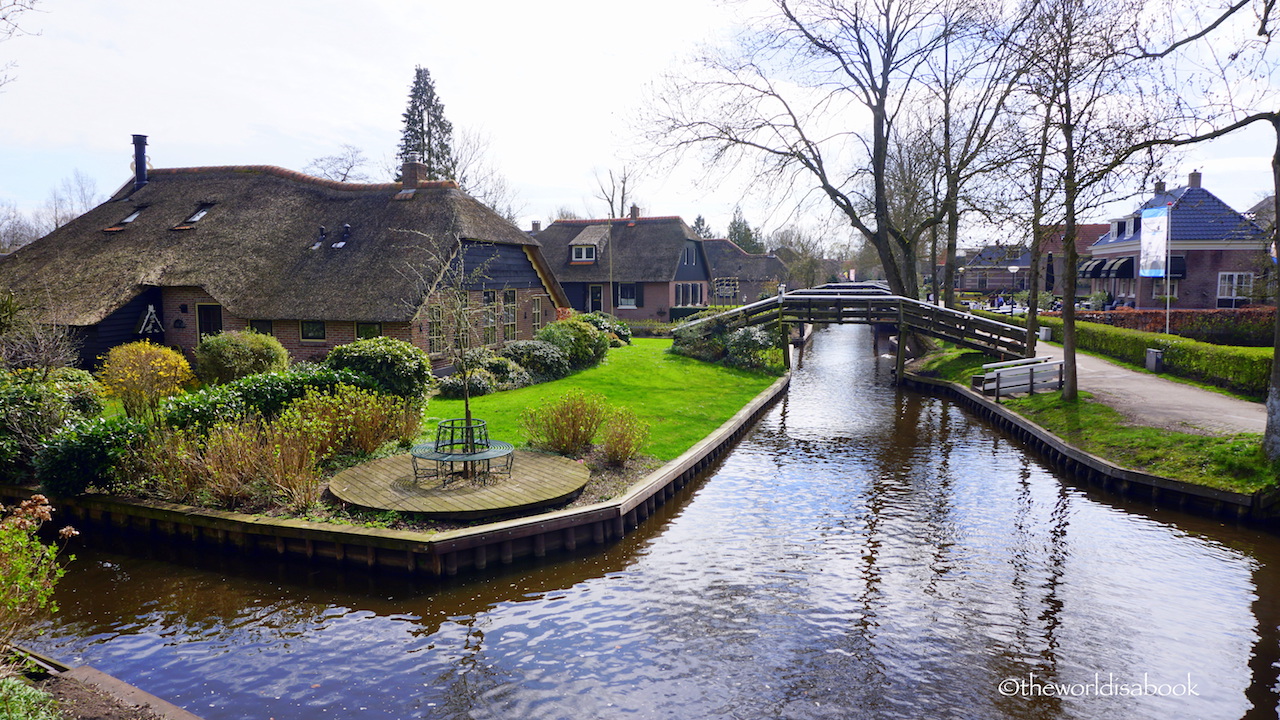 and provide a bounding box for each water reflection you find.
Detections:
[29,325,1273,719]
